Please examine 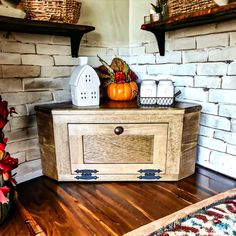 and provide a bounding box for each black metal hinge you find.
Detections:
[74,169,99,180]
[138,169,162,180]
